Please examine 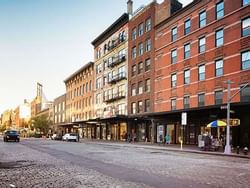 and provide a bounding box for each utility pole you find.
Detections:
[224,80,231,154]
[224,80,250,154]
